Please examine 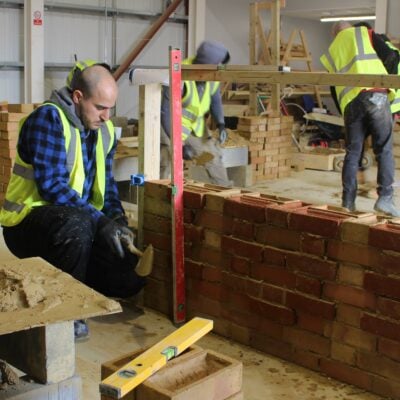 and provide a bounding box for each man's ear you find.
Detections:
[72,89,83,104]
